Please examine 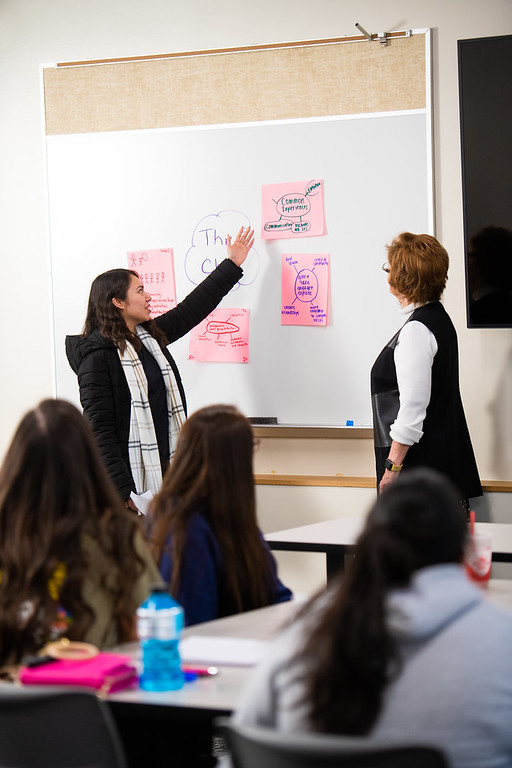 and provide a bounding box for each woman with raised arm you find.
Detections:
[66,227,254,508]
